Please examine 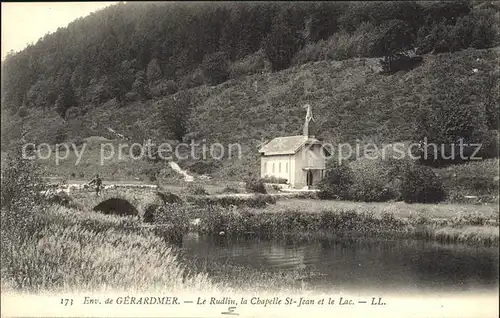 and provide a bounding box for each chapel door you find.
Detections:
[306,170,313,187]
